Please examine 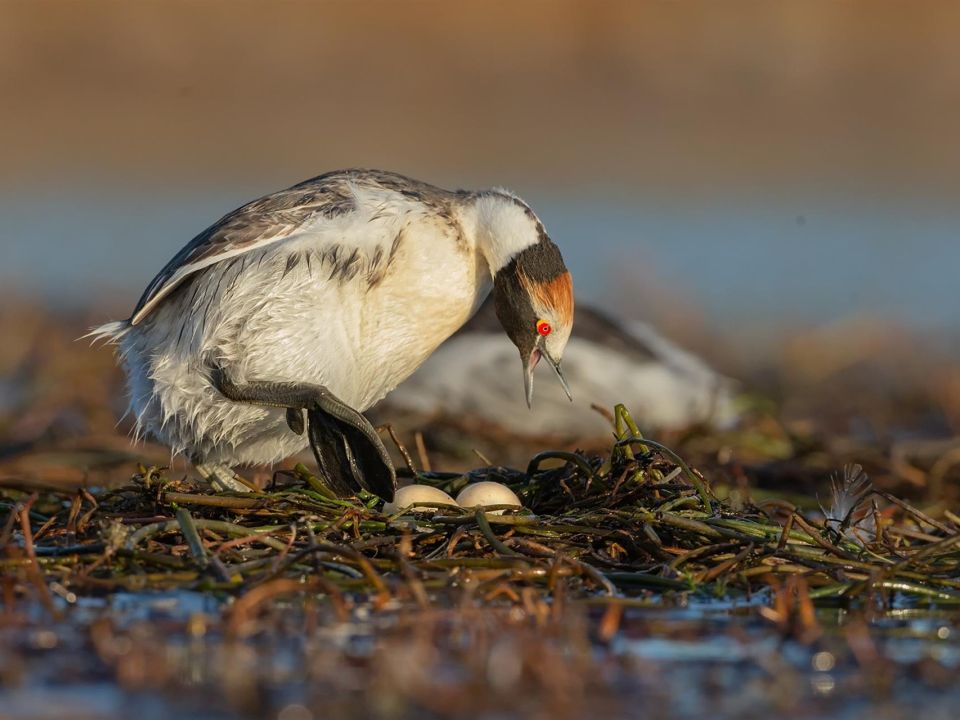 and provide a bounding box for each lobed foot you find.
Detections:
[194,462,254,492]
[208,365,396,501]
